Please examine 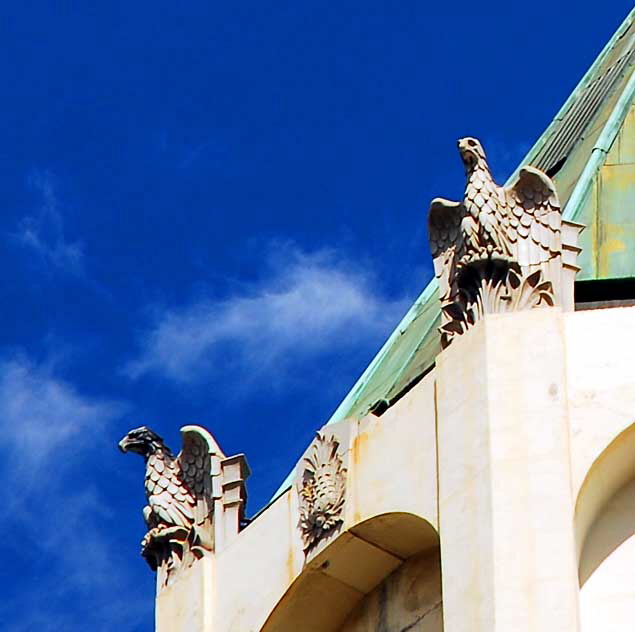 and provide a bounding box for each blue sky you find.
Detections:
[3,2,631,630]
